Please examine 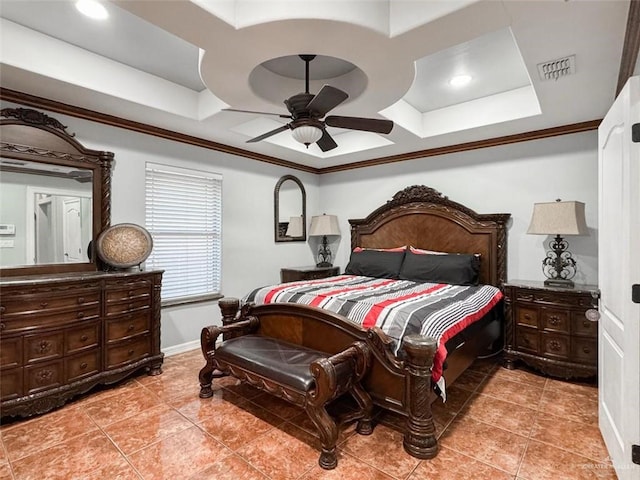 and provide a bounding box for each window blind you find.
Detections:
[145,163,222,303]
